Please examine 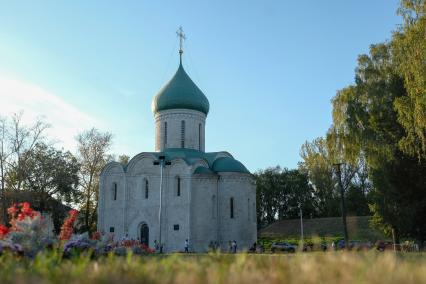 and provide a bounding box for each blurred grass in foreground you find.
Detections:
[0,252,425,284]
